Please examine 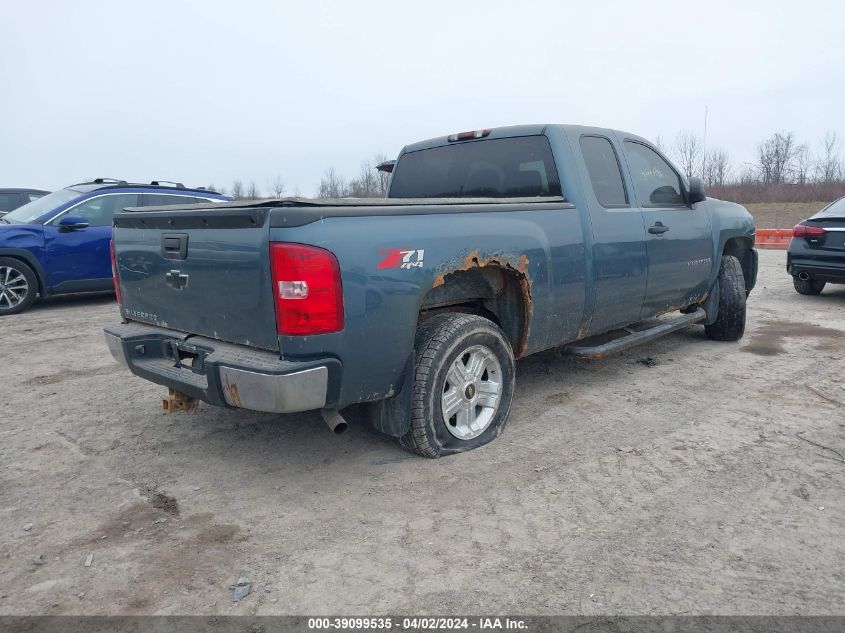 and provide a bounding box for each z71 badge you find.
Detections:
[377,249,425,270]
